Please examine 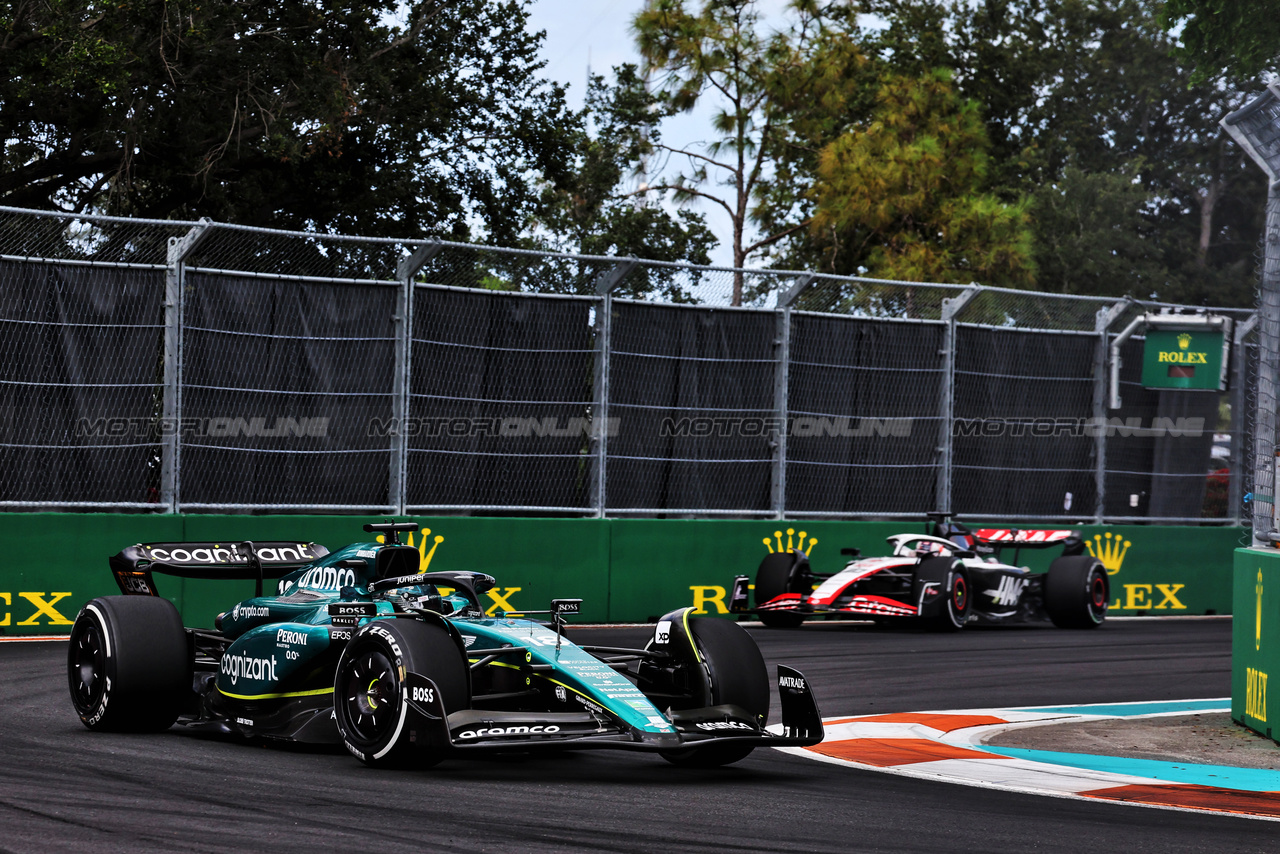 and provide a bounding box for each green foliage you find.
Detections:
[1030,165,1165,297]
[852,0,1265,306]
[633,0,838,302]
[809,69,1035,286]
[1162,0,1280,81]
[0,0,577,243]
[525,65,716,300]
